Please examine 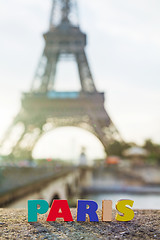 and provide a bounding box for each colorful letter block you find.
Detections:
[28,199,135,222]
[102,200,112,222]
[28,200,49,222]
[77,200,99,222]
[115,199,134,222]
[47,200,73,221]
